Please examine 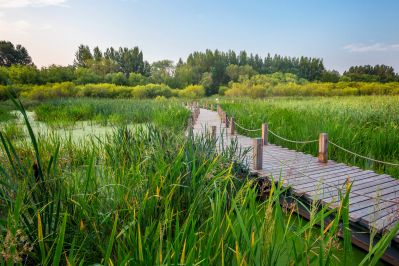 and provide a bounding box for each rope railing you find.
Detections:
[233,121,262,132]
[329,140,399,167]
[268,129,318,144]
[210,103,399,168]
